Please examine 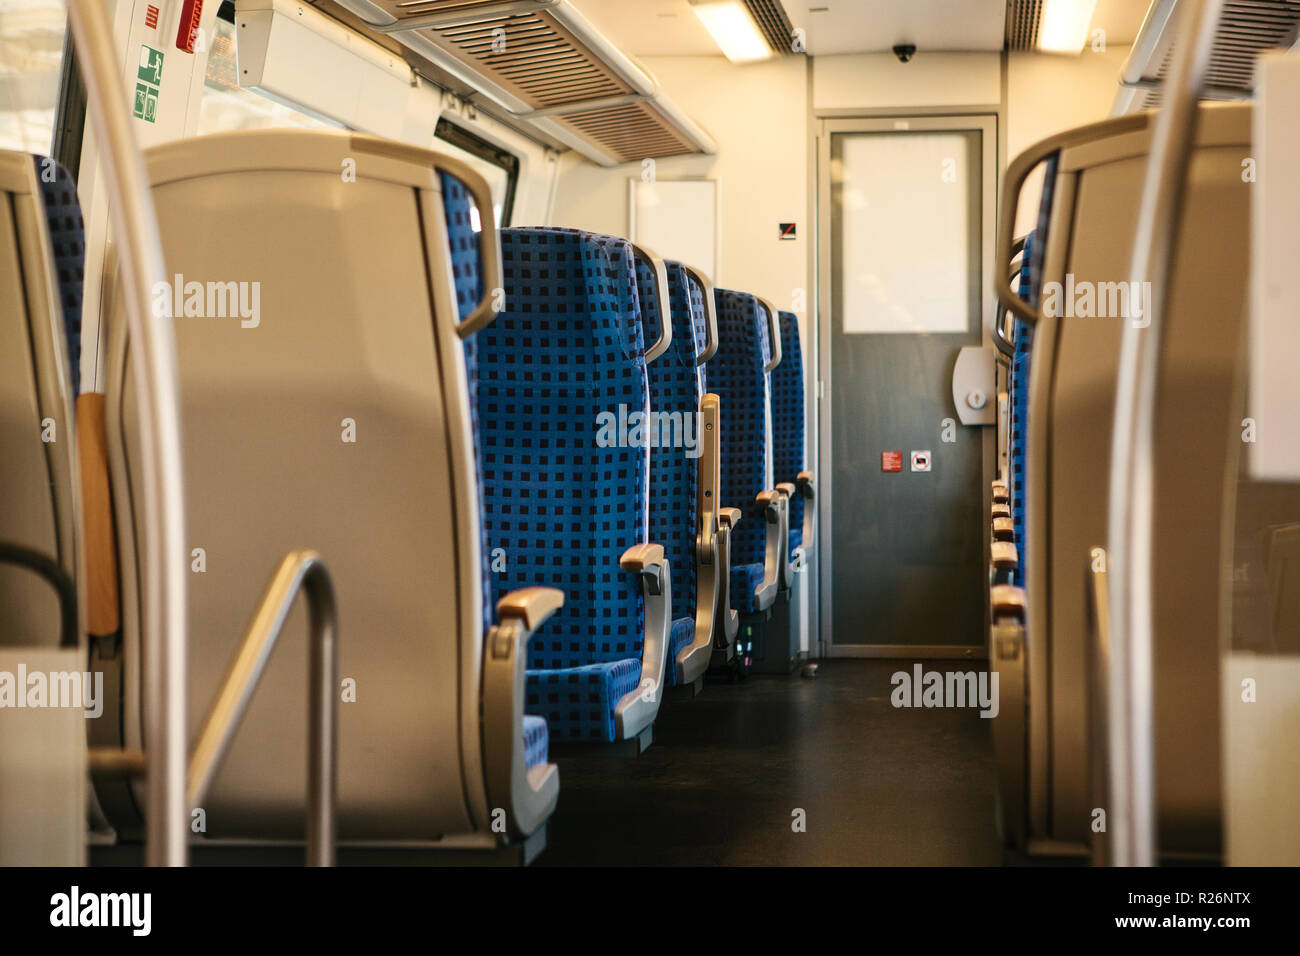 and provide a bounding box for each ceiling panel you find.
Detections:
[797,0,1007,55]
[568,0,723,57]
